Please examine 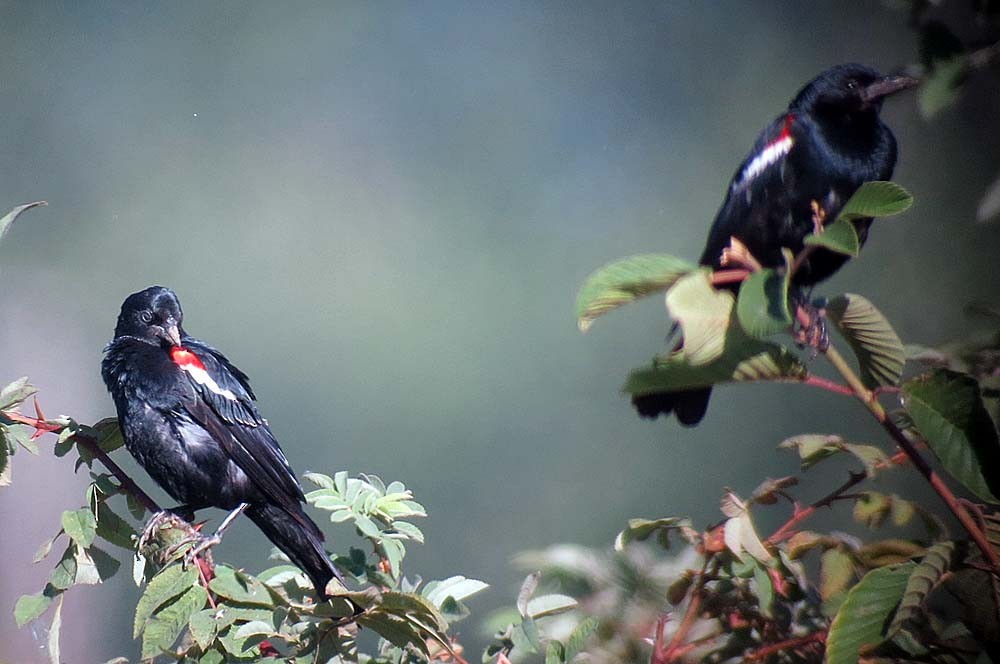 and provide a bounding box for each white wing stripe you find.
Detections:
[182,364,238,401]
[733,134,793,193]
